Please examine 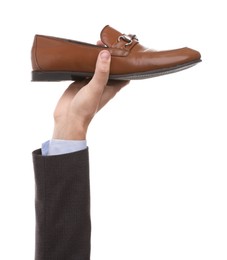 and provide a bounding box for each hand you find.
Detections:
[52,50,129,140]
